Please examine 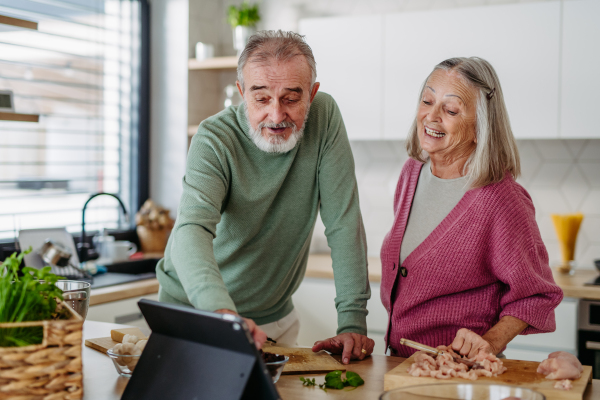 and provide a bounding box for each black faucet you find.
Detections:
[78,192,129,262]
